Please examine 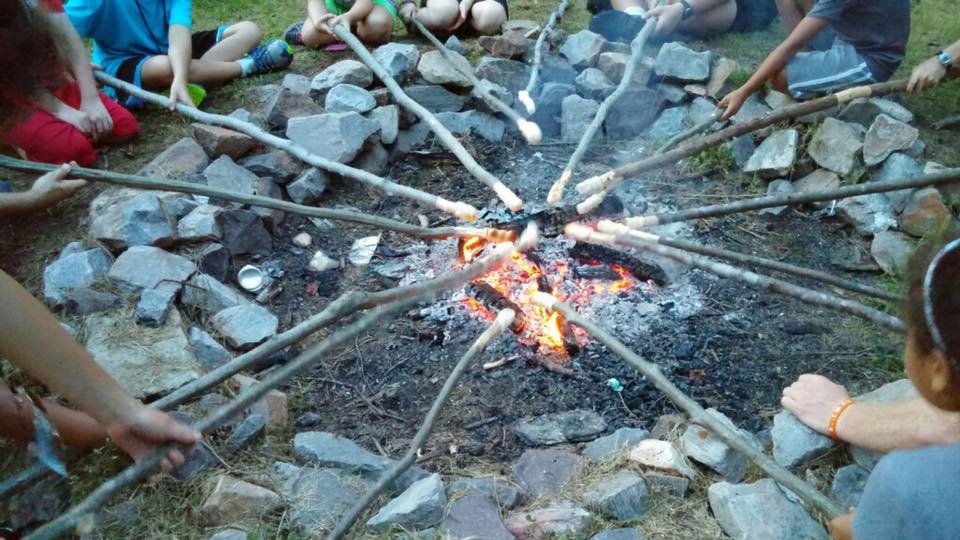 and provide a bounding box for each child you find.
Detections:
[1,0,139,167]
[64,0,294,110]
[719,0,910,120]
[285,0,396,48]
[397,0,507,37]
[587,0,776,44]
